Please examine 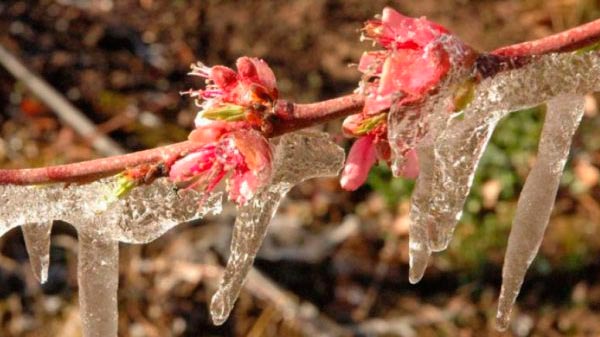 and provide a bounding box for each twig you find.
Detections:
[2,16,600,185]
[492,17,600,57]
[0,44,125,156]
[0,95,364,185]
